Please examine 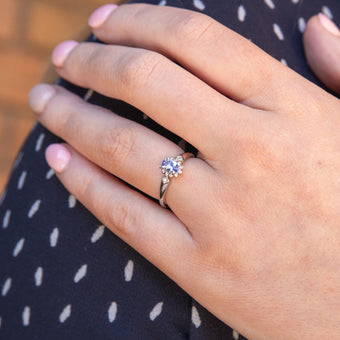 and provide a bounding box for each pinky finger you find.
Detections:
[45,143,195,281]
